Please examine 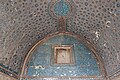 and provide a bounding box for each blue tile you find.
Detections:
[54,0,70,16]
[27,35,101,77]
